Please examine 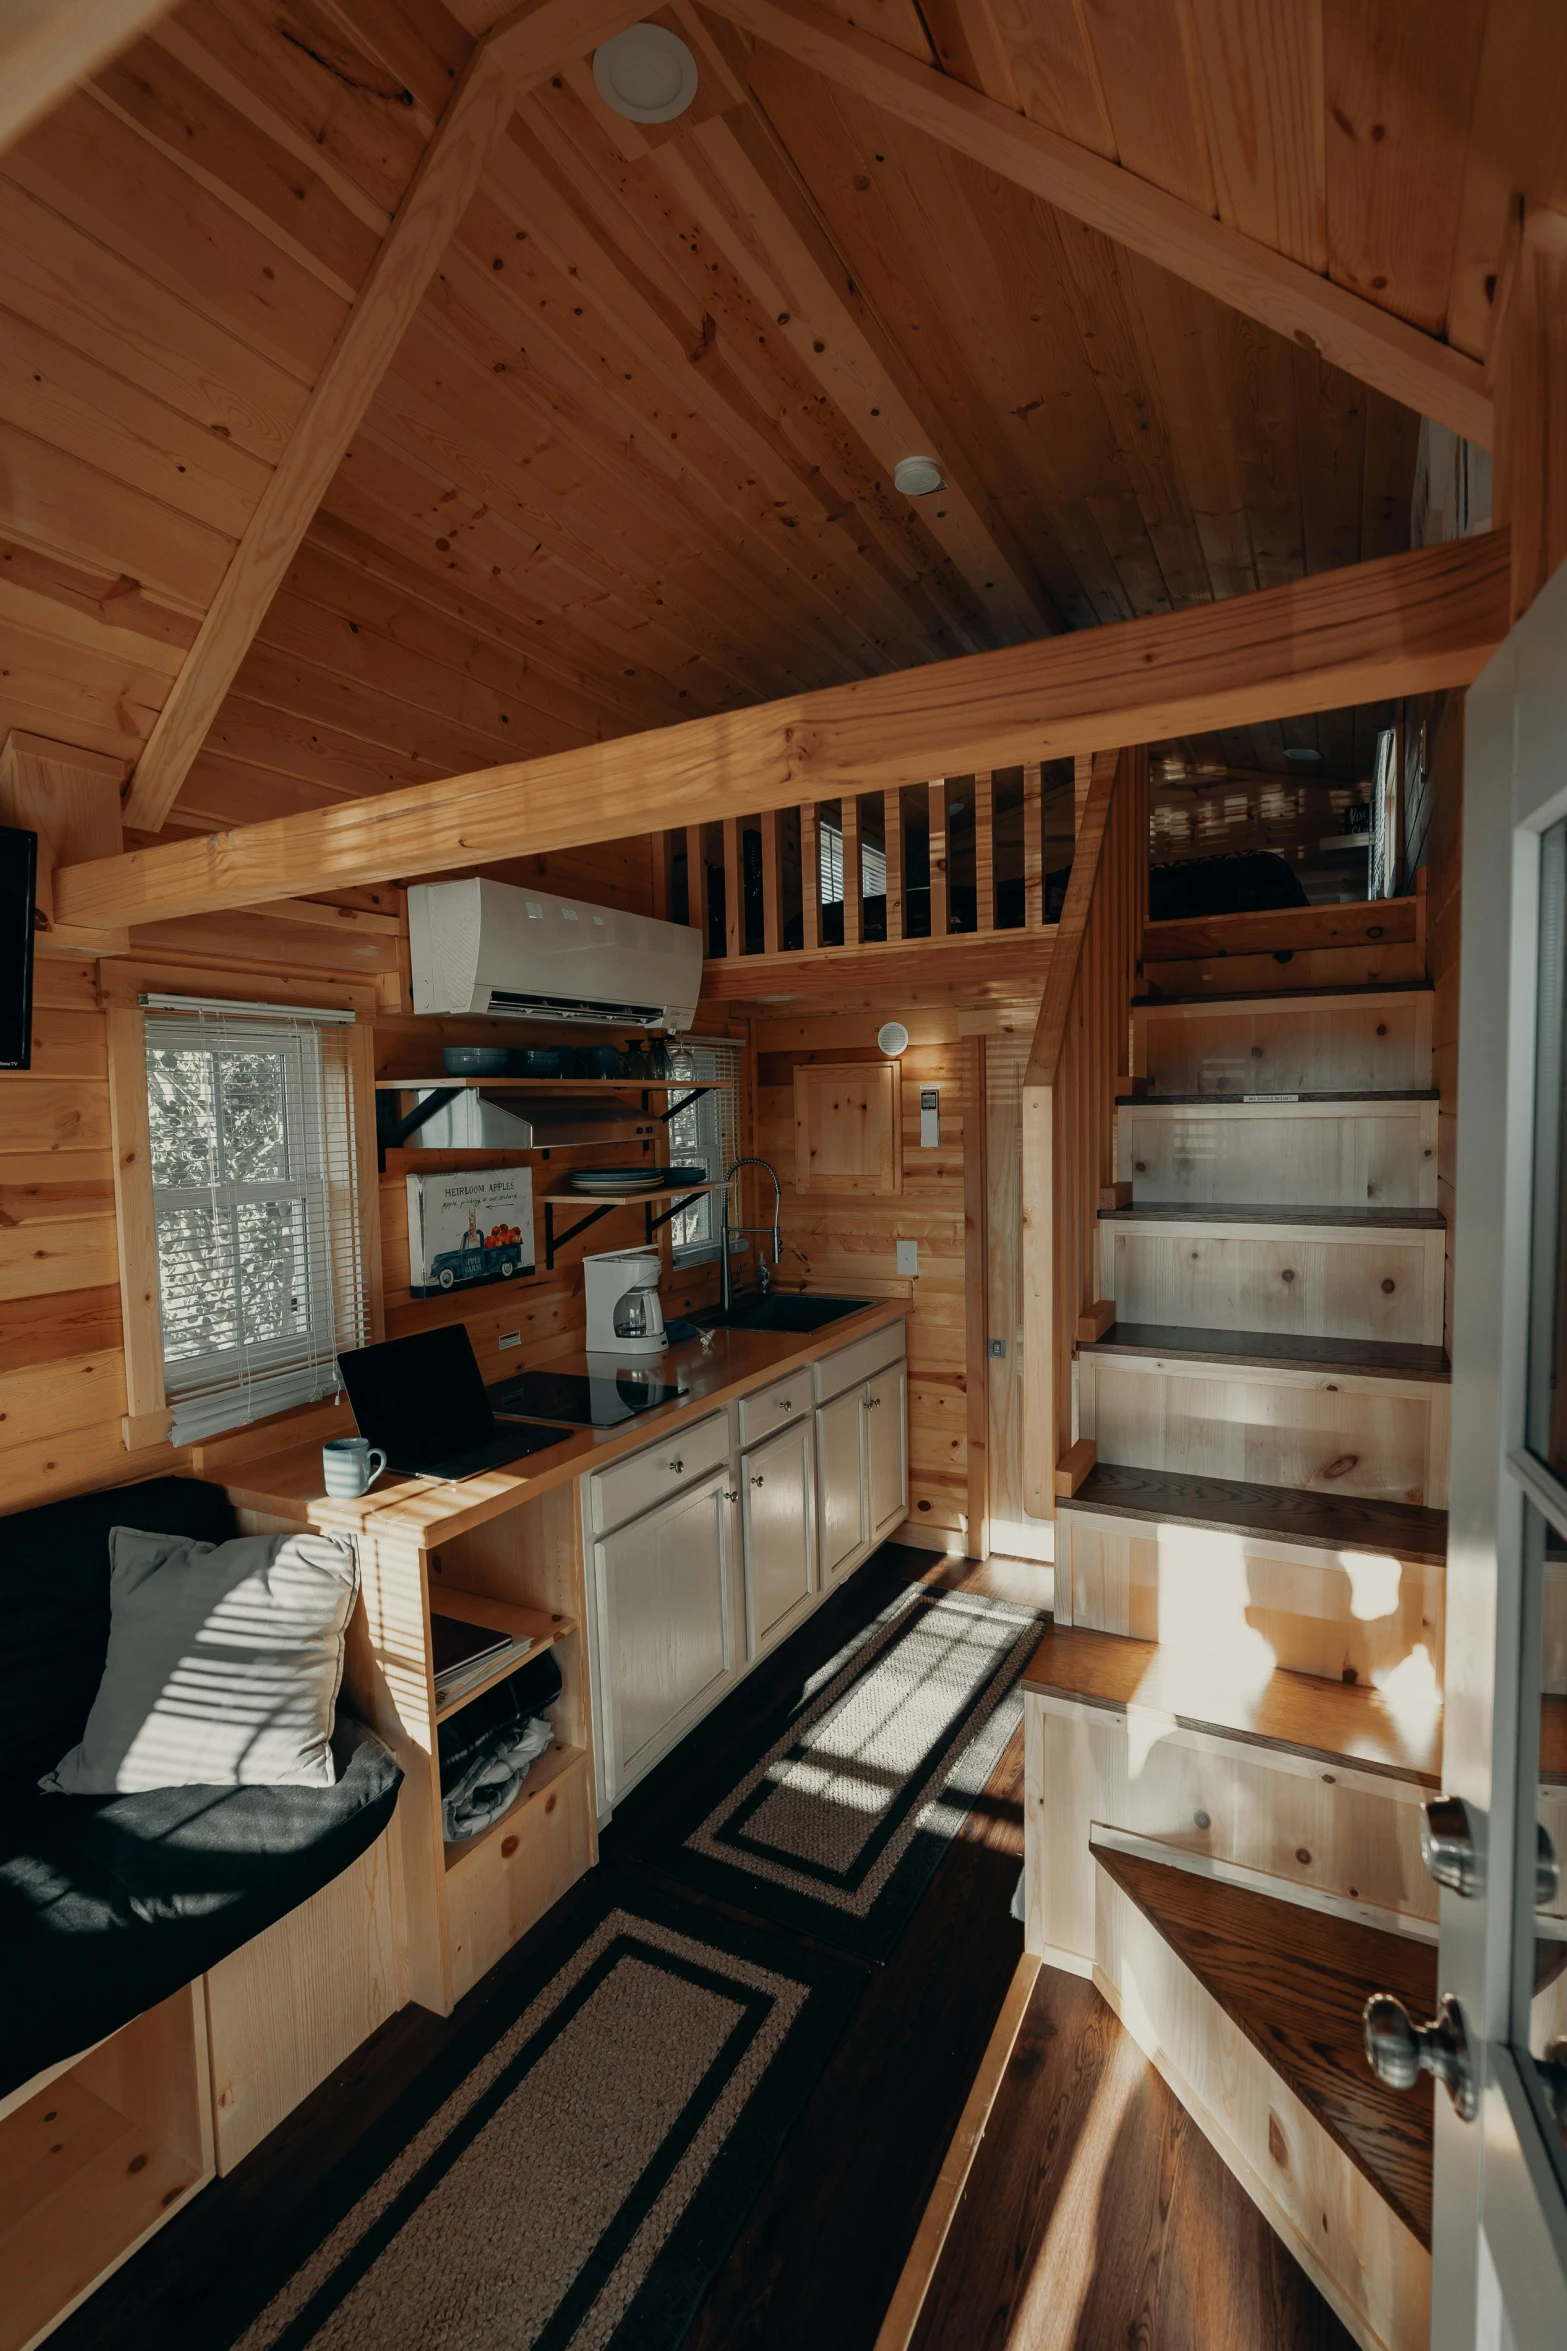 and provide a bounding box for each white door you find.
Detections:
[865,1360,908,1540]
[1422,561,1567,2347]
[742,1417,815,1657]
[594,1469,732,1801]
[816,1385,867,1581]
